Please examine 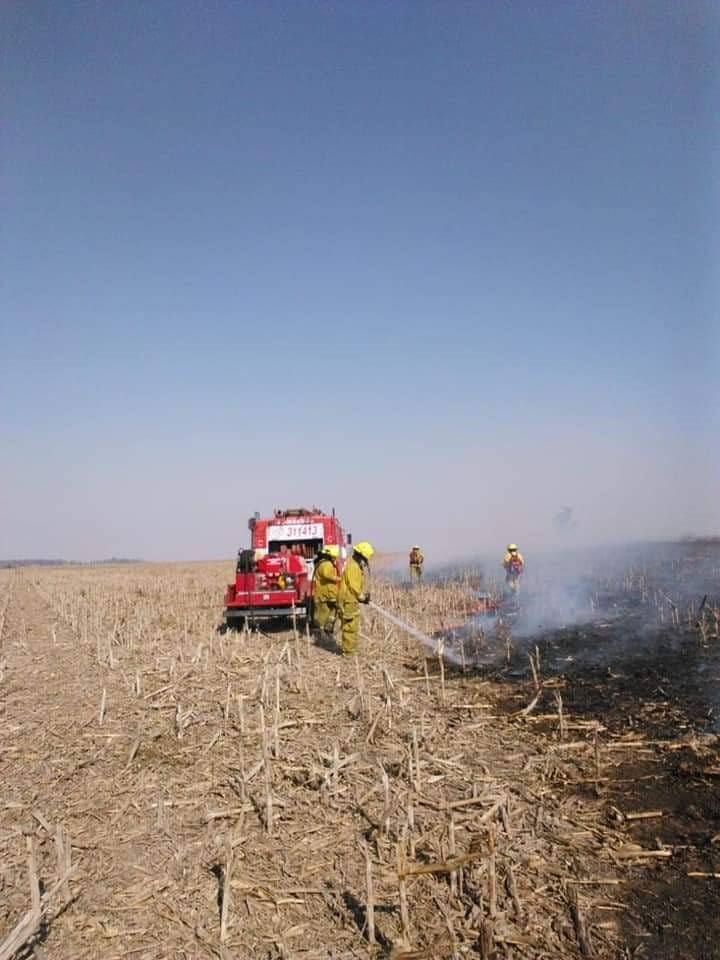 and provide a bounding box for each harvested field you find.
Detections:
[1,546,719,959]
